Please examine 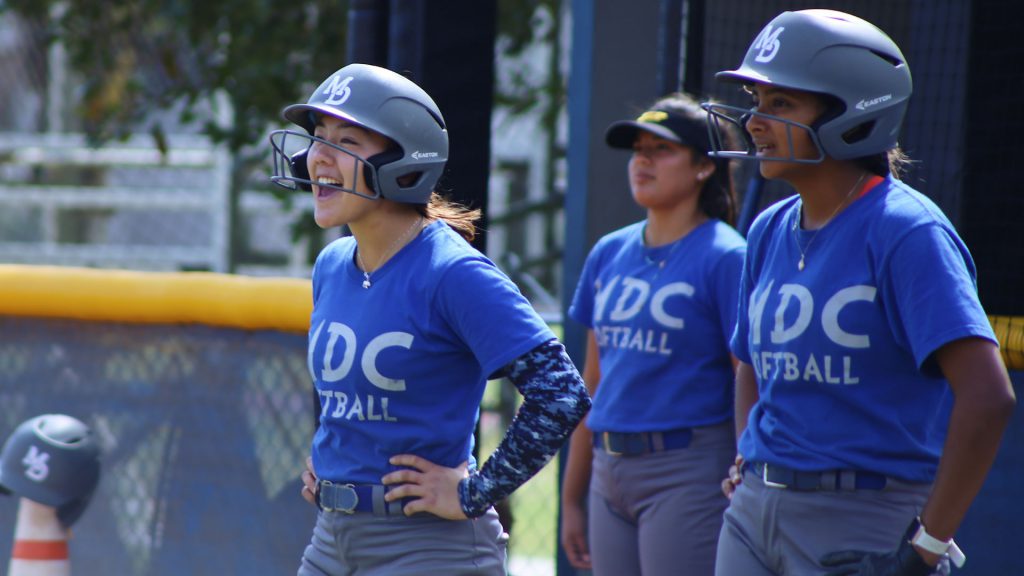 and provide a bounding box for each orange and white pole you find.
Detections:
[8,498,70,576]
